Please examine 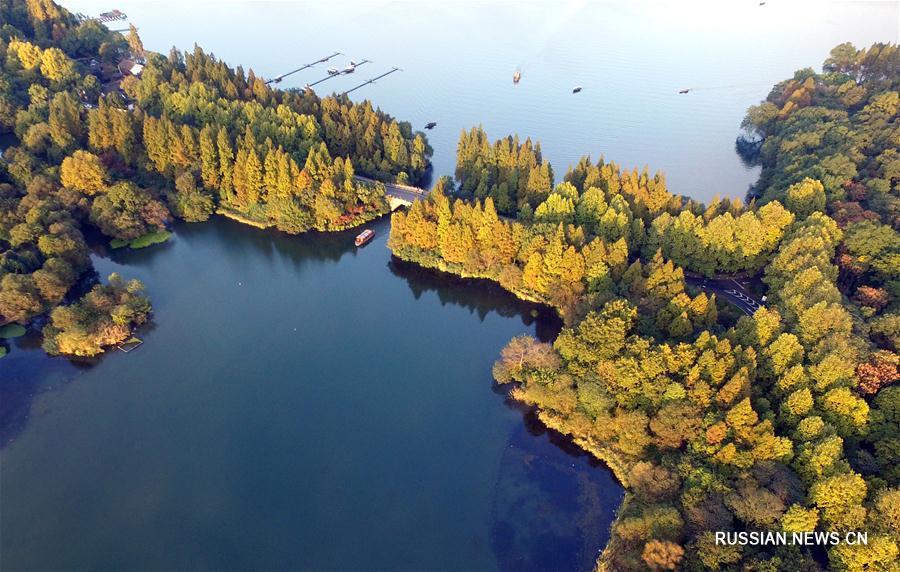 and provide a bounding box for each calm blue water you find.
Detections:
[1,218,620,571]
